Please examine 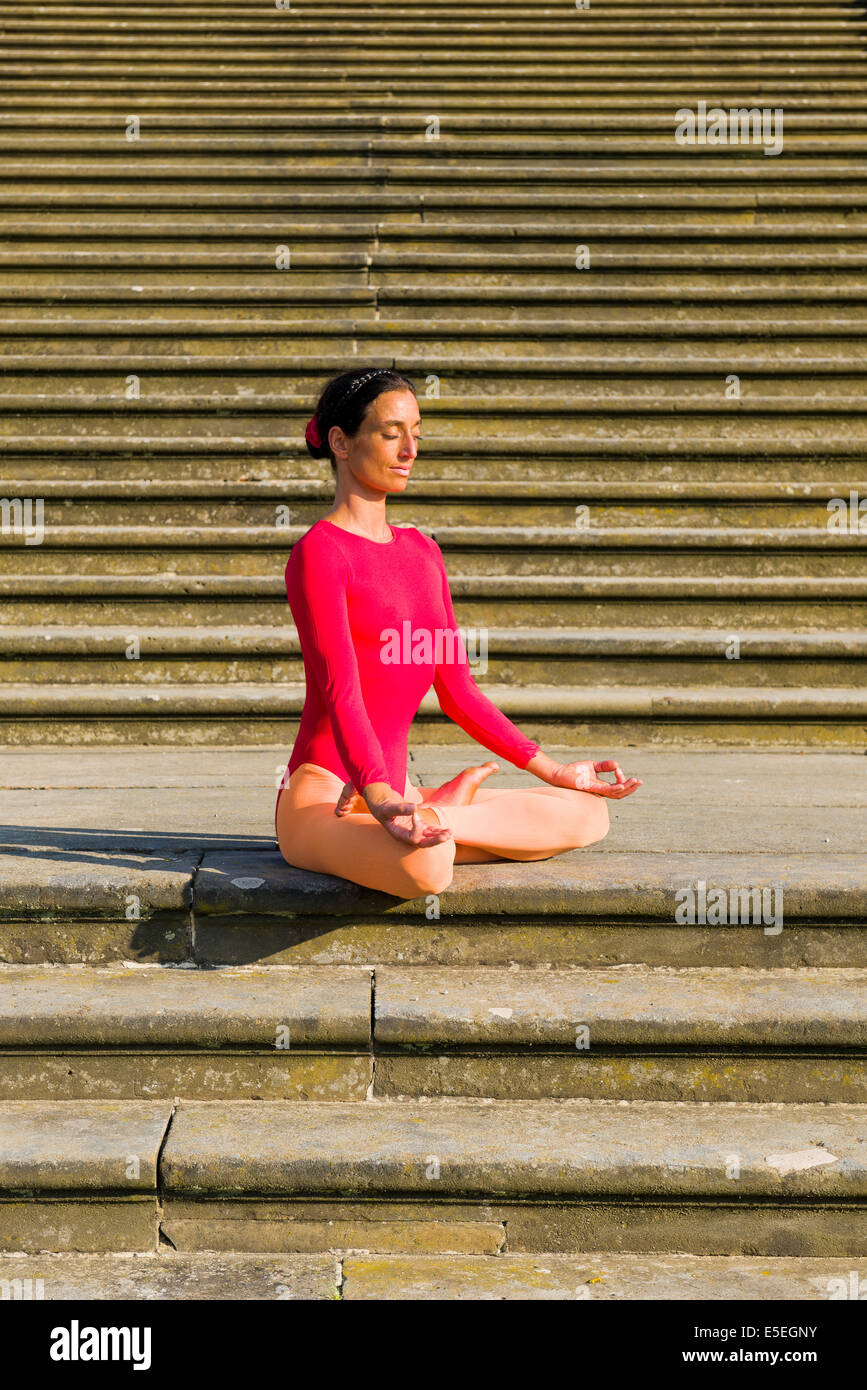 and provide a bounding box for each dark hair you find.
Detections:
[306,367,417,471]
